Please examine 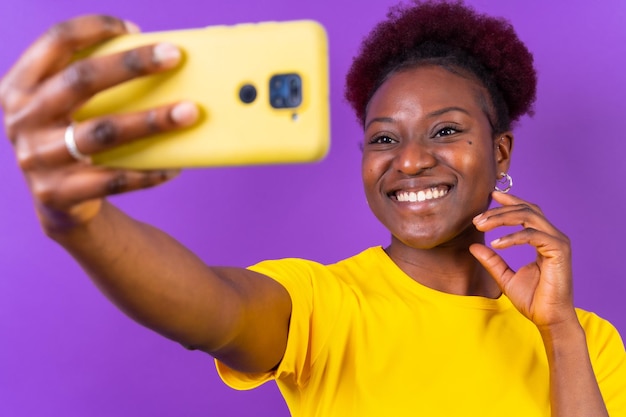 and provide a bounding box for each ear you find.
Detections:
[494,132,513,173]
